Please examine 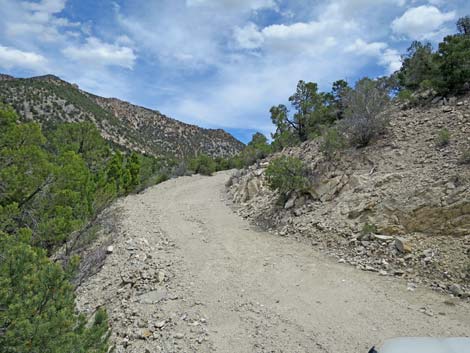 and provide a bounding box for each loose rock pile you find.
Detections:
[227,98,470,298]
